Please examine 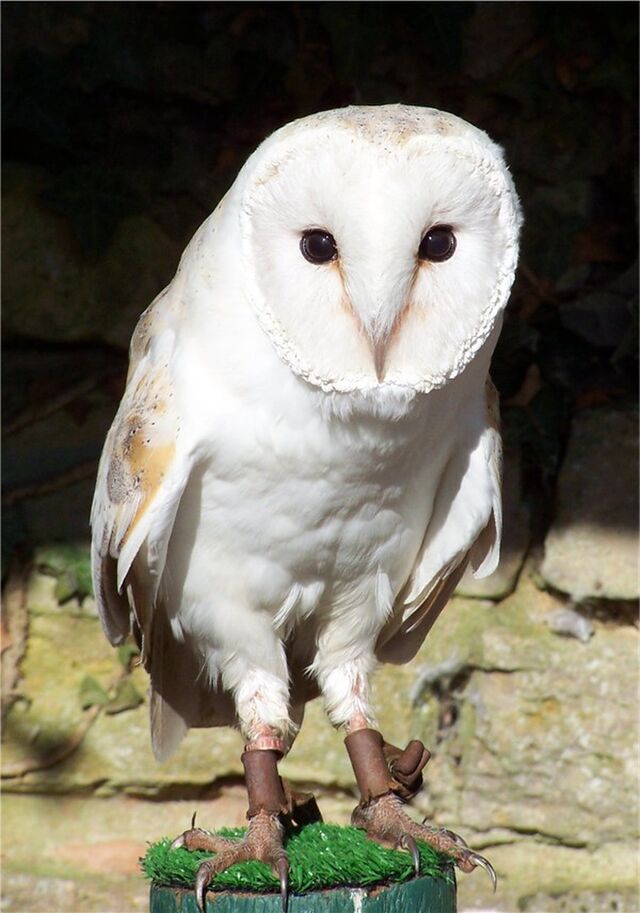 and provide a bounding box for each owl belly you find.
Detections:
[164,398,451,654]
